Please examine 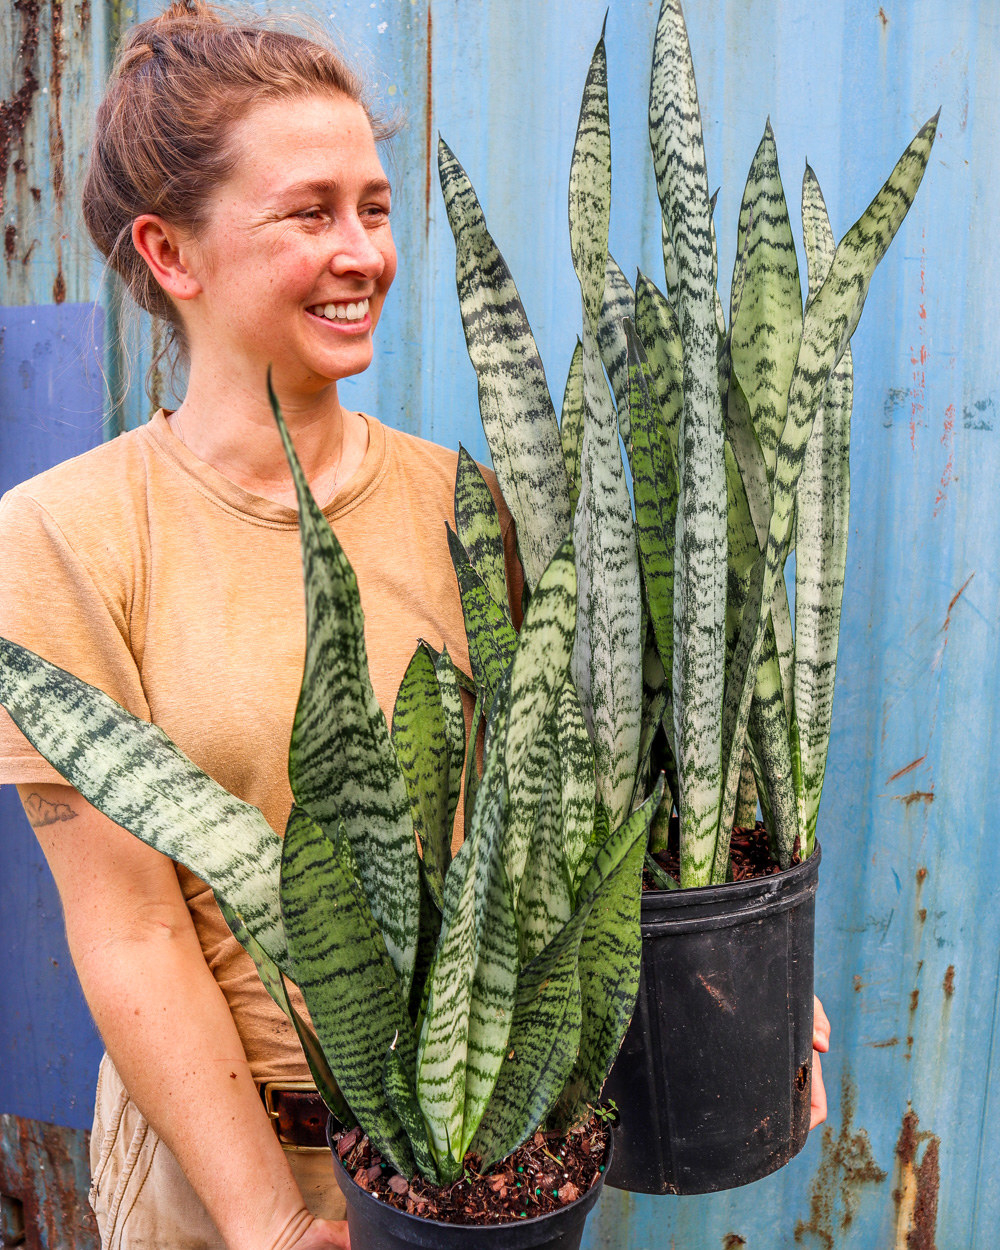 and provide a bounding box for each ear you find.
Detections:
[132,215,203,302]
